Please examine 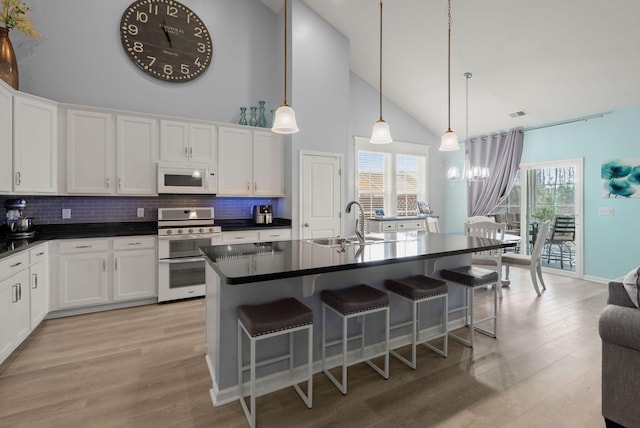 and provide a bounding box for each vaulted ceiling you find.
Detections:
[260,0,640,137]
